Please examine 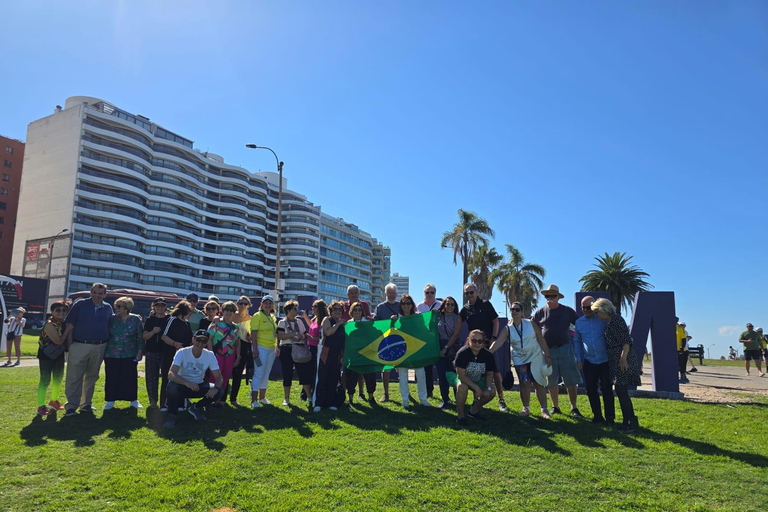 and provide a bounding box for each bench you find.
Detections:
[688,344,704,364]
